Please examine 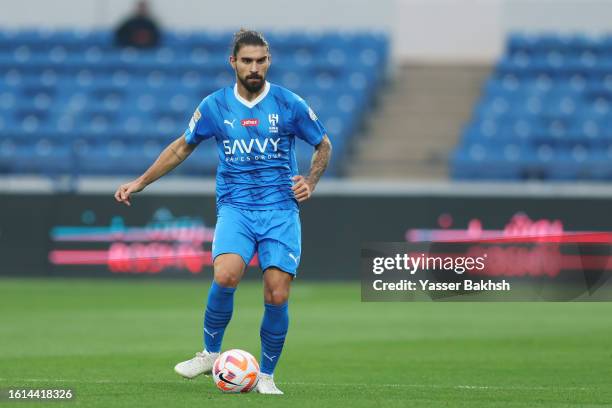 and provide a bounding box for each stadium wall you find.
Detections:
[3,180,612,280]
[0,0,392,30]
[0,0,609,62]
[395,0,612,62]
